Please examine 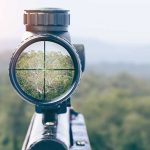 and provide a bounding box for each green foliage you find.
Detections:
[0,73,33,149]
[1,70,150,150]
[16,51,74,101]
[16,51,44,69]
[73,72,150,150]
